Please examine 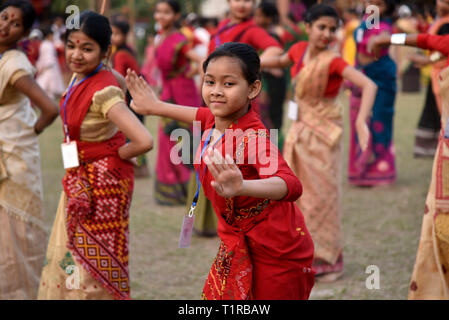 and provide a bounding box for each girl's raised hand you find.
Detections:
[204,148,243,198]
[125,69,160,116]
